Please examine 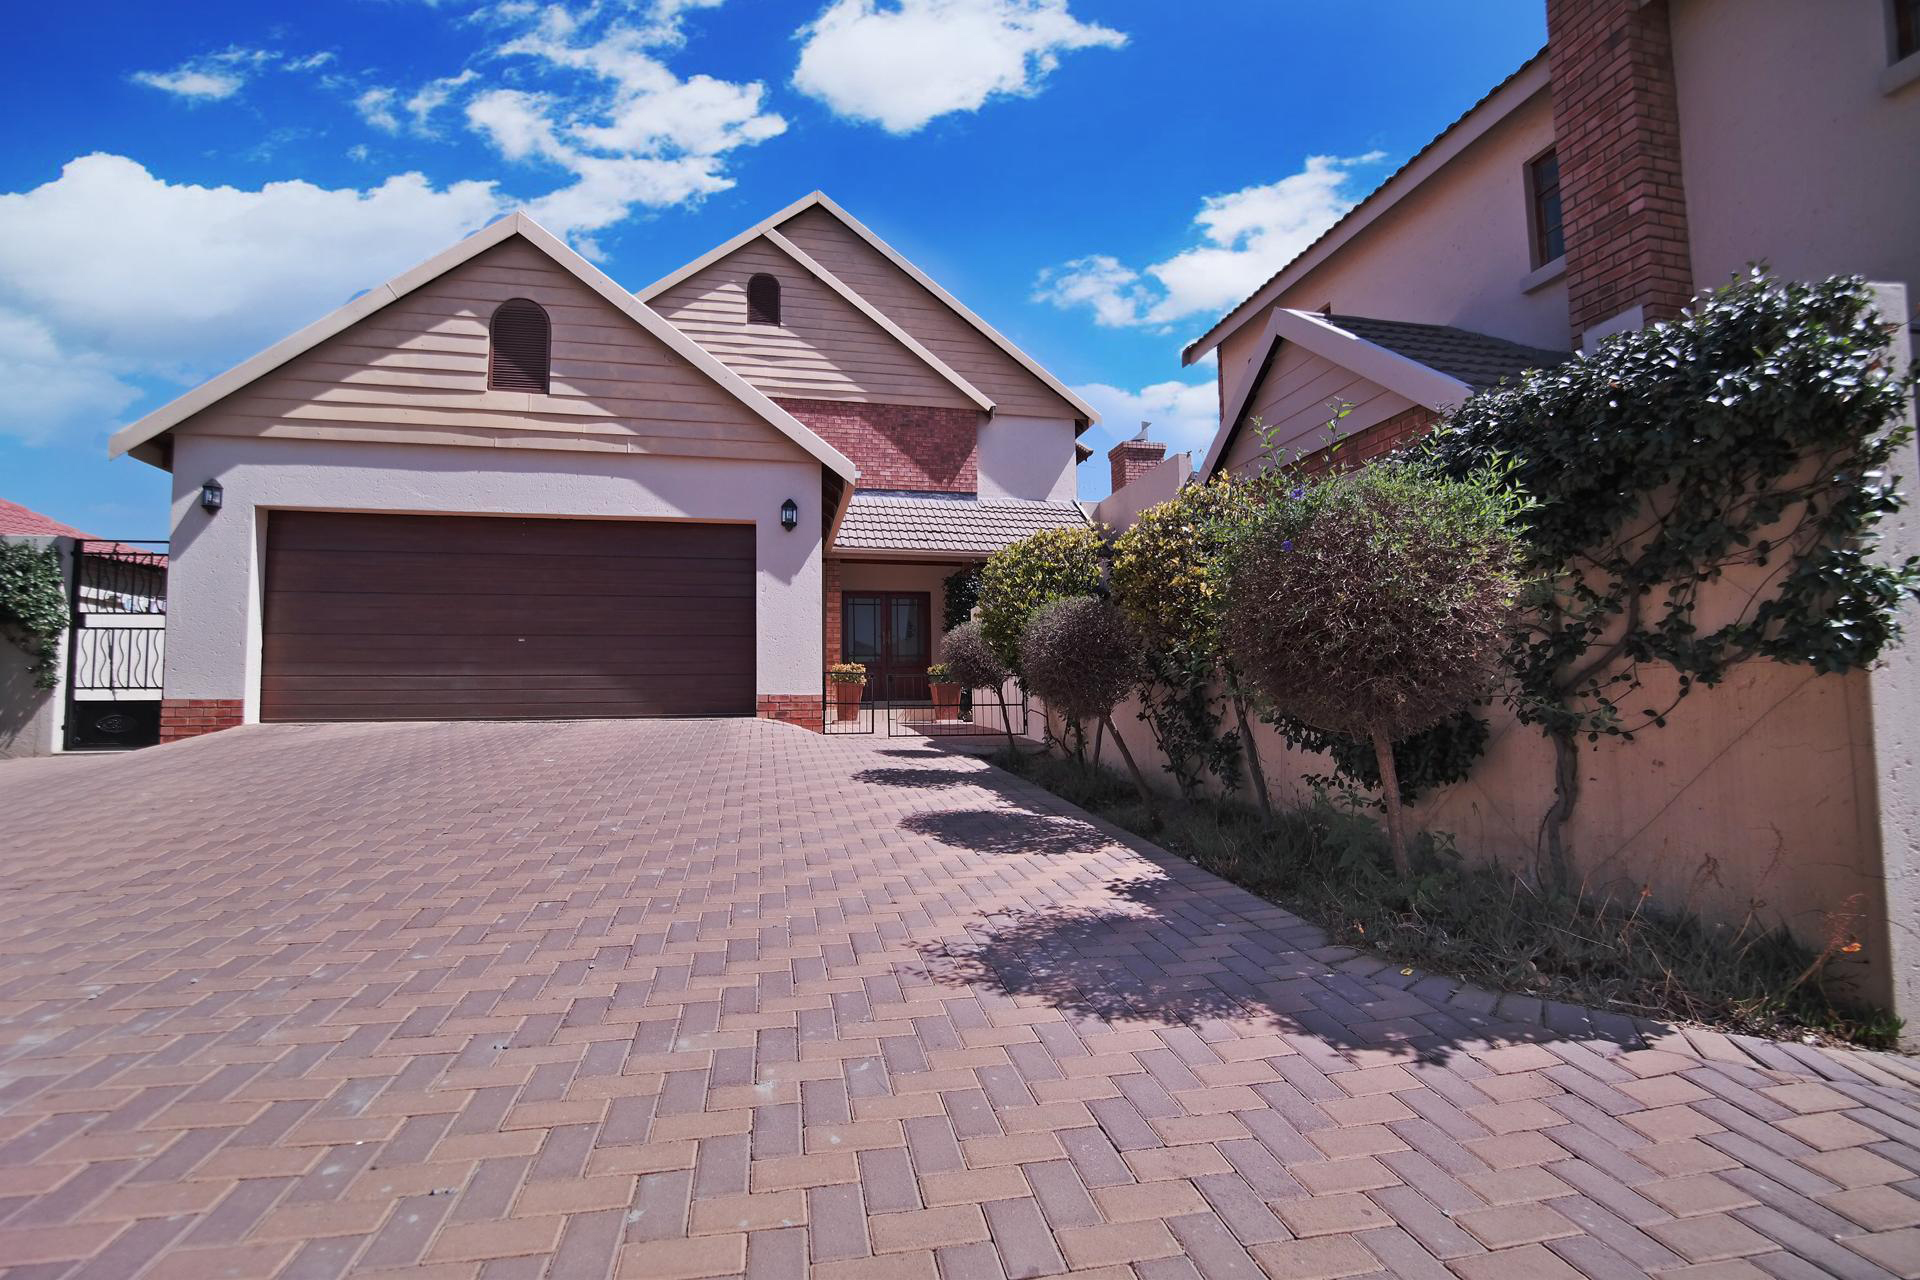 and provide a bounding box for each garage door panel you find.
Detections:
[263,595,753,635]
[267,550,752,597]
[262,512,756,721]
[269,511,754,559]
